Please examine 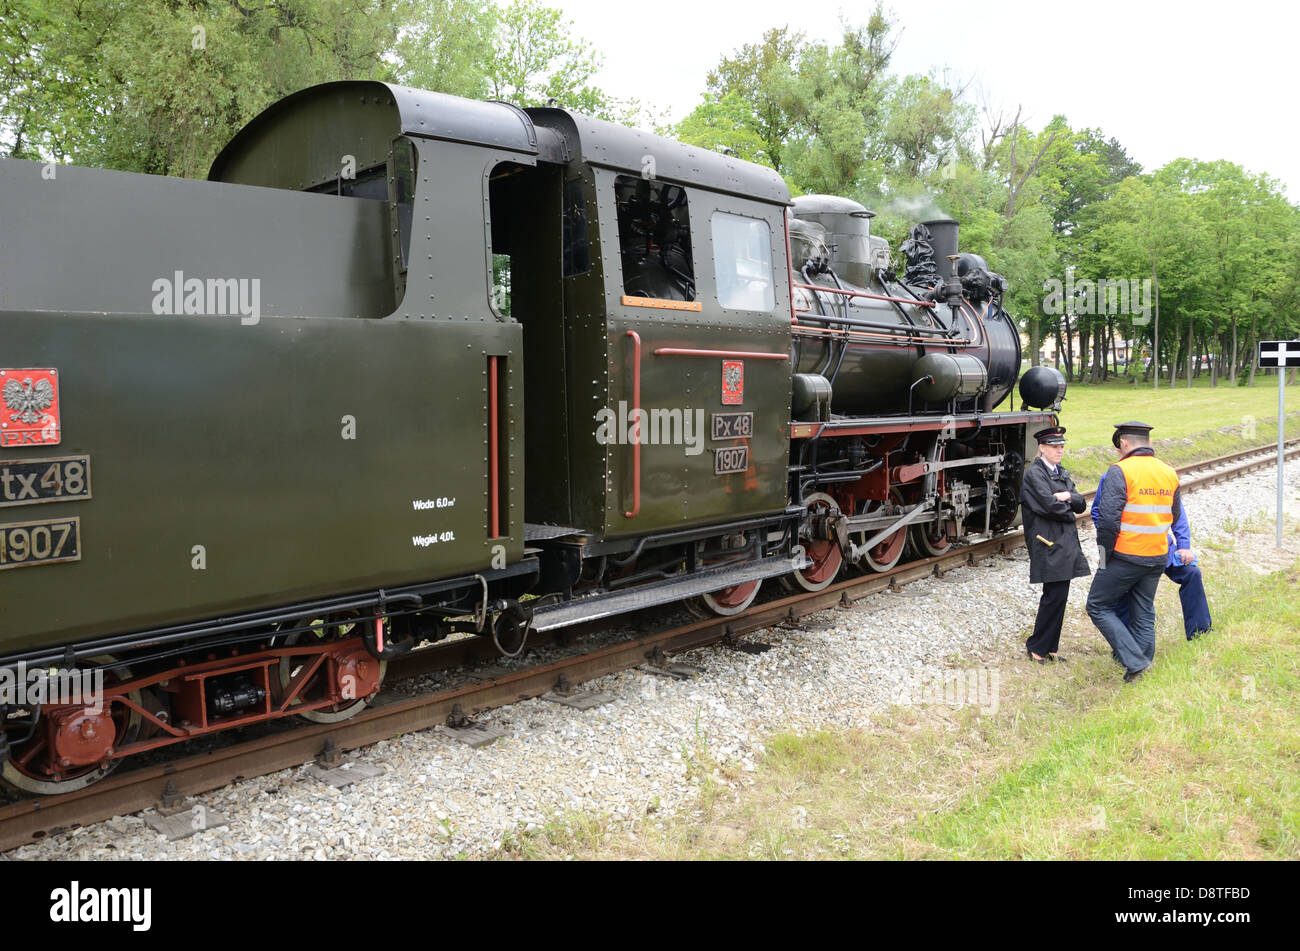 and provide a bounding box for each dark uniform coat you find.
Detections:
[1019,457,1091,584]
